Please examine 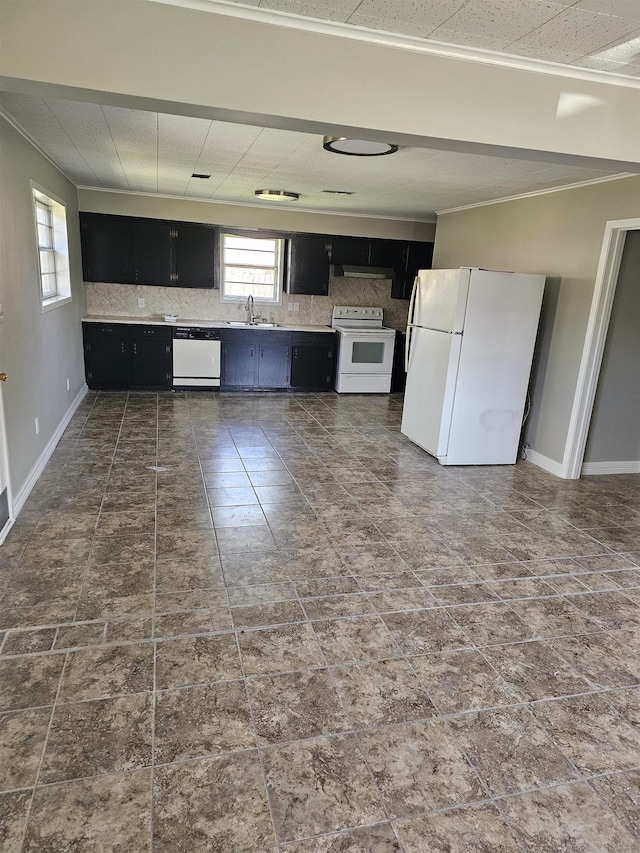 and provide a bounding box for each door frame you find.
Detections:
[561,217,640,479]
[0,382,13,544]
